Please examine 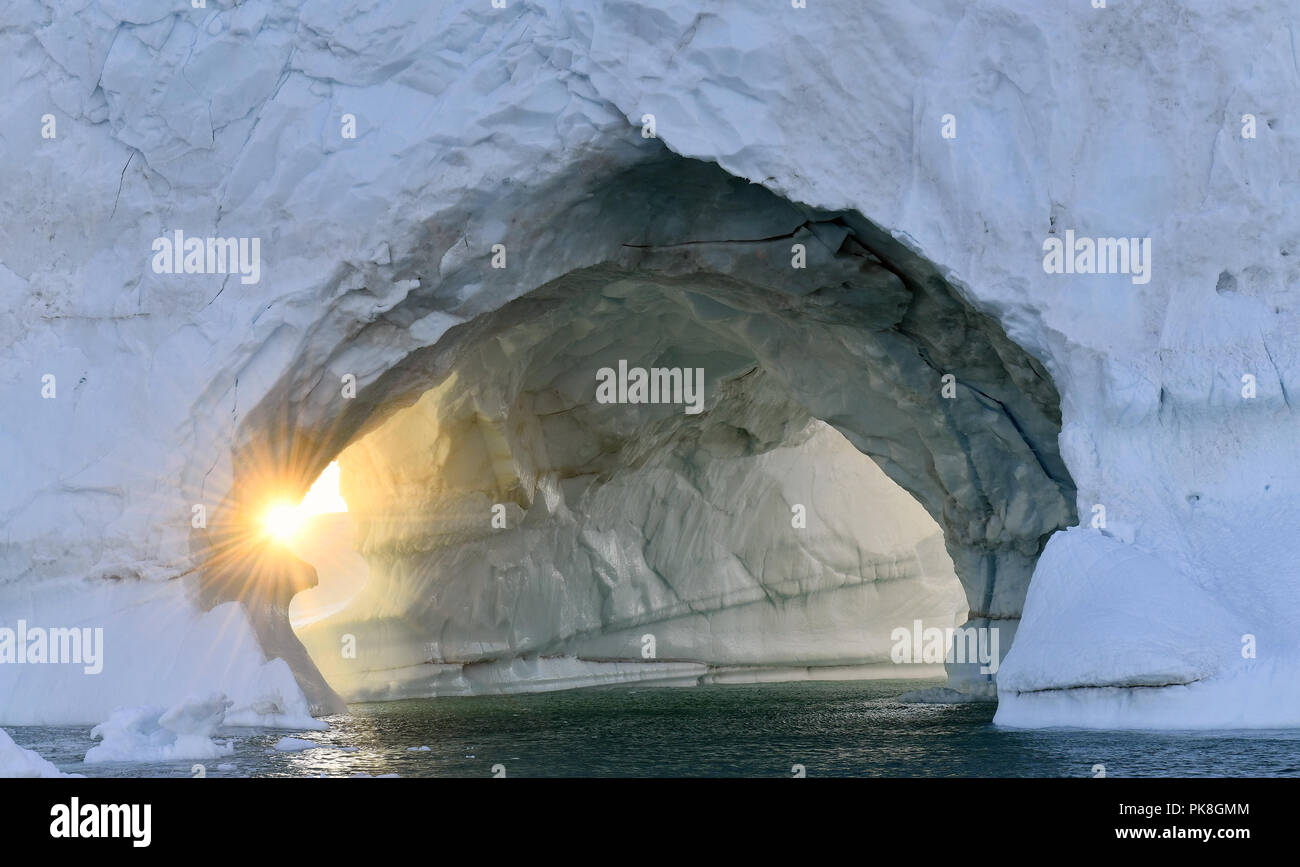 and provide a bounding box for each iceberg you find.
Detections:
[0,0,1296,732]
